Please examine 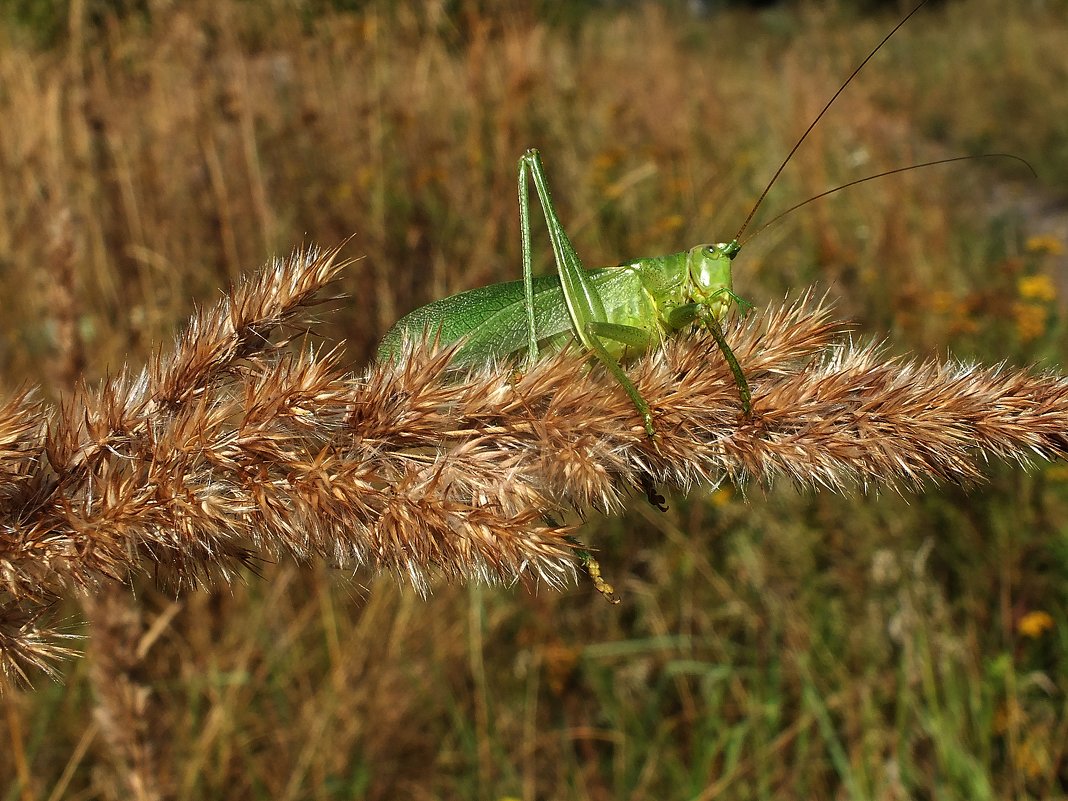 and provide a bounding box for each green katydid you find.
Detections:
[376,0,1027,438]
[376,145,747,438]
